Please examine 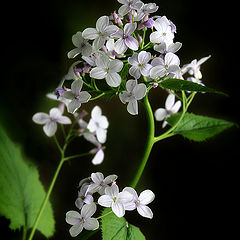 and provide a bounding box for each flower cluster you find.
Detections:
[66,172,155,237]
